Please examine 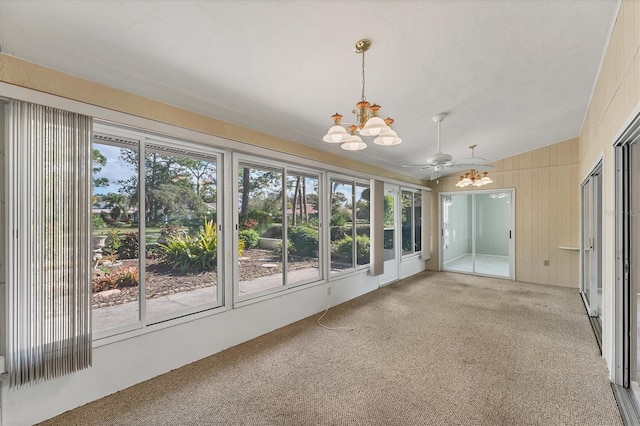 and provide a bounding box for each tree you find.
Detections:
[238,166,282,217]
[149,184,209,221]
[119,149,211,224]
[102,193,129,221]
[92,148,109,188]
[177,158,216,199]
